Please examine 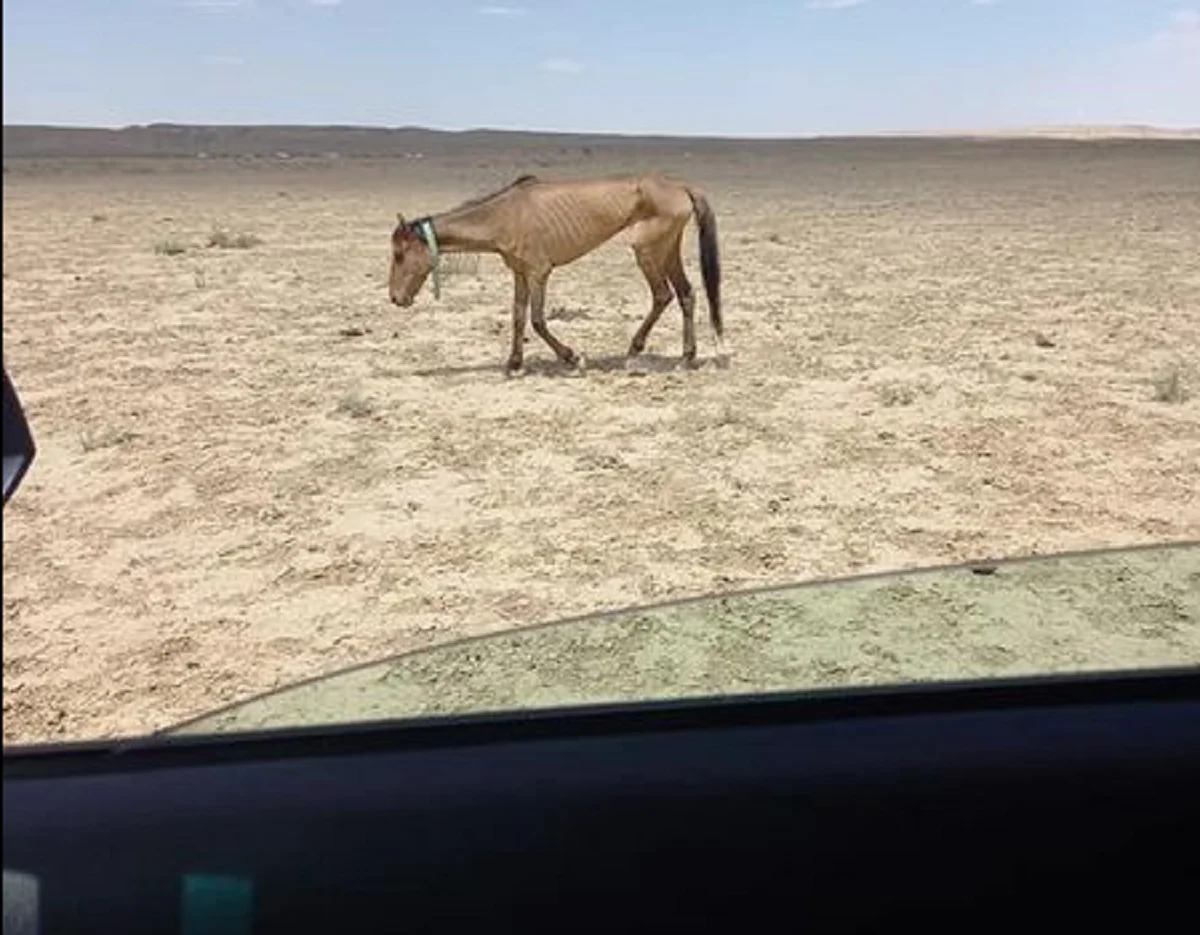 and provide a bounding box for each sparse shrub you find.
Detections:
[81,427,137,452]
[547,304,590,322]
[207,227,262,250]
[336,391,375,419]
[1152,363,1189,404]
[716,403,740,426]
[154,239,189,256]
[439,253,481,279]
[877,382,918,407]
